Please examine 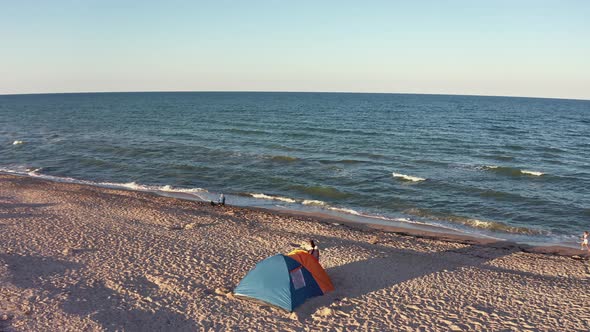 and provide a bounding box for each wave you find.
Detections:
[350,152,388,160]
[91,181,207,195]
[404,208,543,235]
[268,155,299,162]
[169,164,204,172]
[0,165,548,239]
[248,192,424,226]
[533,146,566,154]
[290,185,350,199]
[521,170,544,176]
[483,165,544,177]
[250,194,426,227]
[324,207,437,229]
[392,172,426,182]
[158,185,206,193]
[477,153,515,161]
[504,144,526,151]
[492,155,516,161]
[414,159,449,167]
[455,218,541,235]
[477,188,524,201]
[317,159,366,165]
[247,193,412,223]
[12,140,24,145]
[302,199,327,206]
[327,207,361,215]
[0,166,207,196]
[250,193,297,203]
[225,128,269,136]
